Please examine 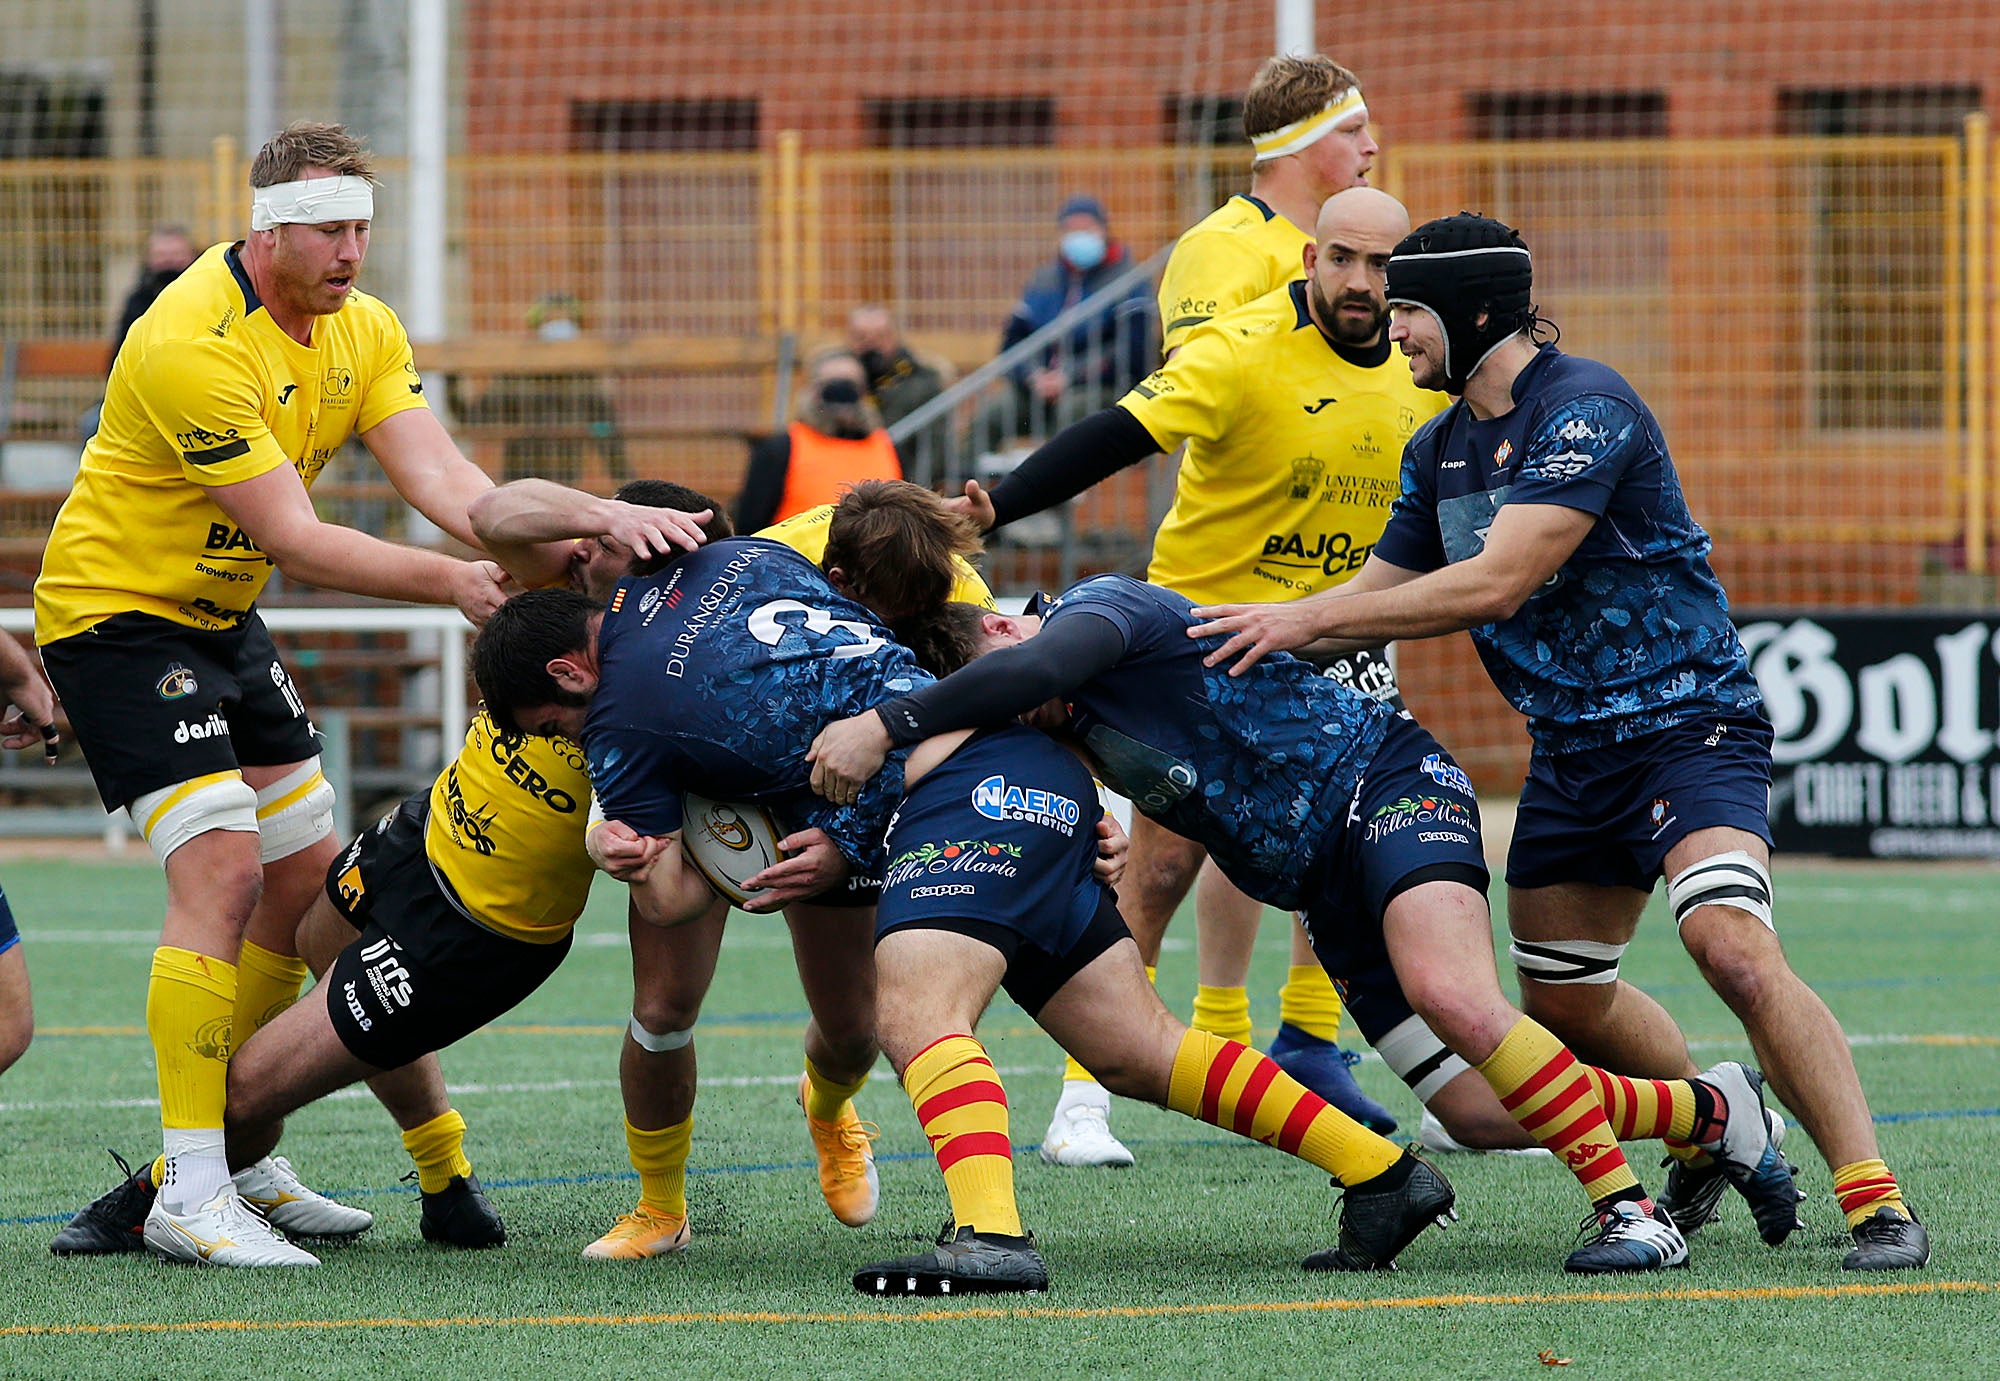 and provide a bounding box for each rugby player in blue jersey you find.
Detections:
[1185,213,1924,1272]
[476,568,1459,1294]
[808,574,1802,1275]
